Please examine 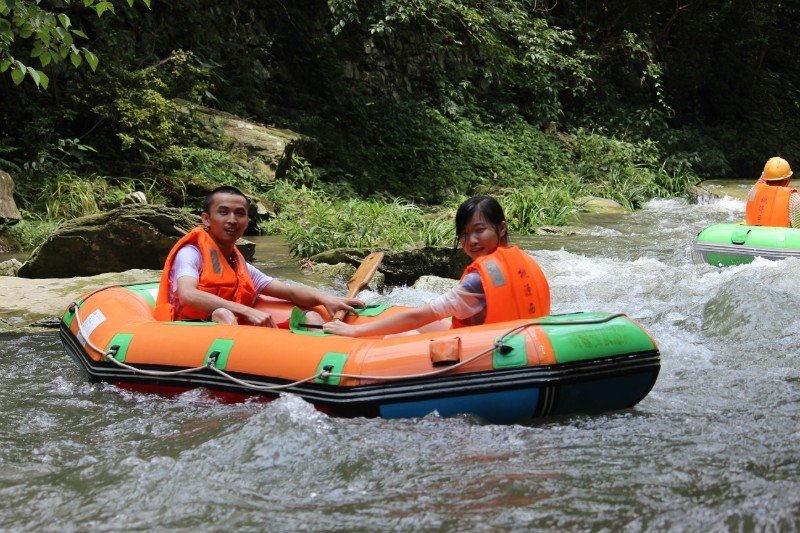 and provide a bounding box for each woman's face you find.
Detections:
[459,210,507,260]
